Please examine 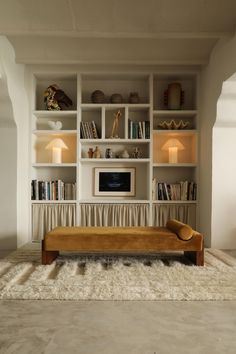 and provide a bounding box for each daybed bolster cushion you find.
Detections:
[166,219,193,241]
